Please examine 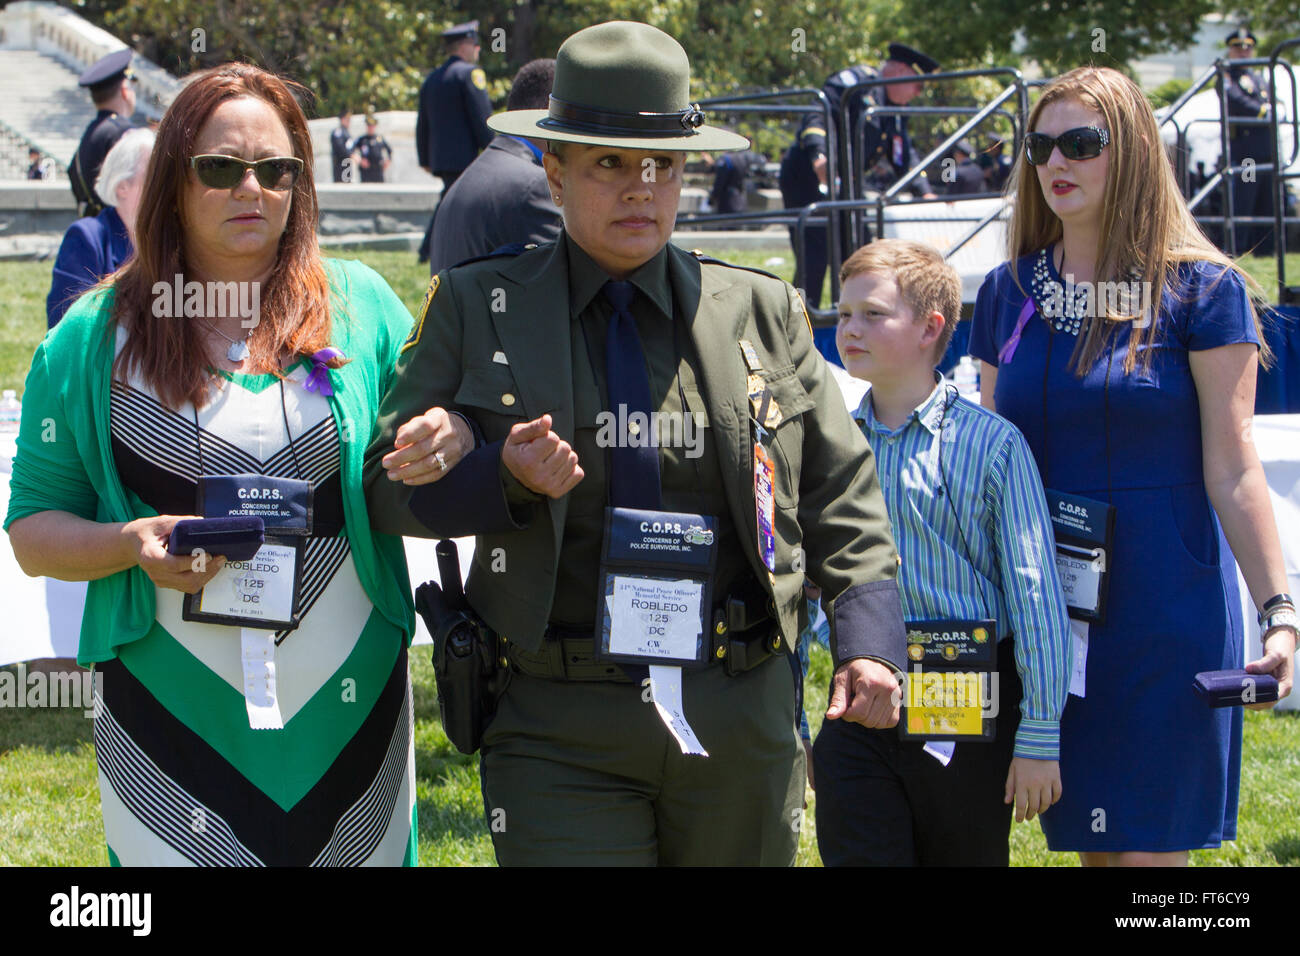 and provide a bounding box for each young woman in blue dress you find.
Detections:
[970,66,1295,867]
